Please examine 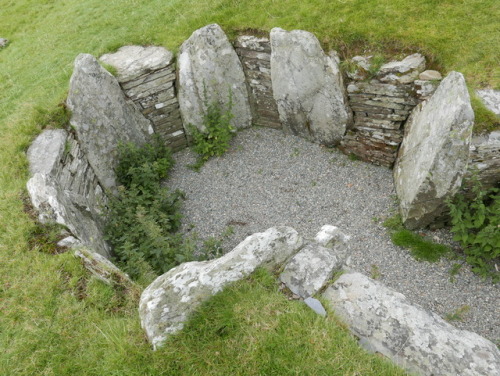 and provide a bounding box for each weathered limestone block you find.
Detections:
[323,272,500,376]
[280,244,341,298]
[394,71,474,229]
[178,24,252,132]
[377,53,426,84]
[419,70,442,81]
[67,53,152,190]
[476,89,500,116]
[26,130,111,258]
[100,45,174,82]
[270,28,352,146]
[139,226,303,349]
[75,248,132,286]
